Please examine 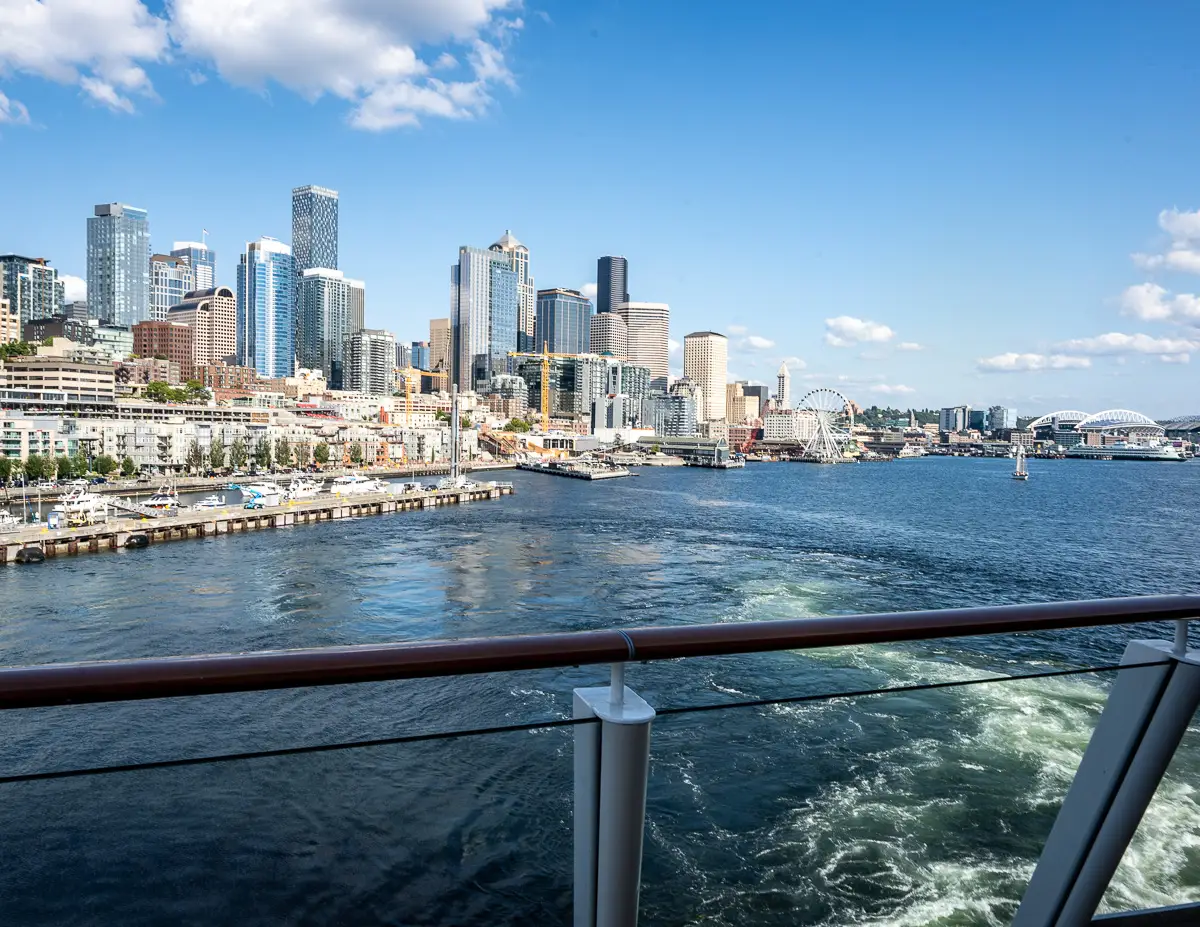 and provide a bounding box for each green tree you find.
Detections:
[435,410,450,422]
[228,437,248,470]
[208,441,226,471]
[507,418,531,433]
[0,341,35,360]
[54,455,73,479]
[73,451,89,476]
[120,456,137,478]
[253,437,272,470]
[93,455,117,476]
[41,336,54,347]
[0,457,12,485]
[184,380,208,403]
[313,442,330,465]
[349,443,363,465]
[185,440,205,474]
[145,381,176,403]
[275,438,292,468]
[294,441,312,468]
[24,454,46,481]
